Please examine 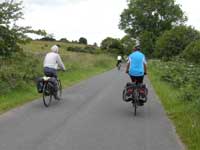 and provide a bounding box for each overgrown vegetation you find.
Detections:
[148,59,200,150]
